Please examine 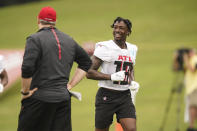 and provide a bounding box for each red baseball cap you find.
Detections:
[38,6,56,22]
